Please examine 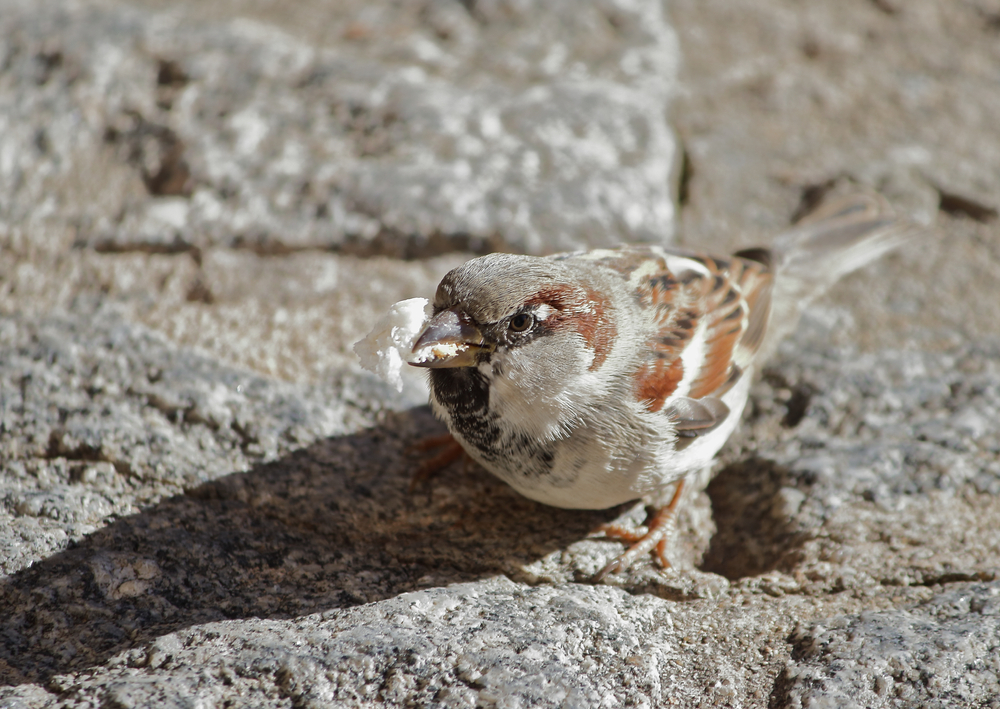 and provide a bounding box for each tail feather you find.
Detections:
[760,192,919,360]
